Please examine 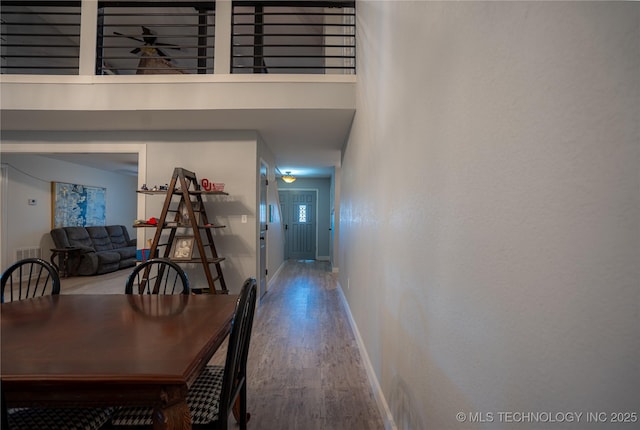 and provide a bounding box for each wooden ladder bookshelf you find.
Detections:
[136,167,228,294]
